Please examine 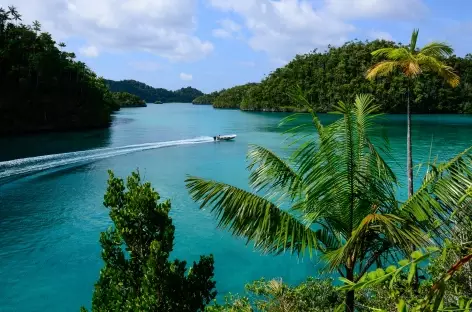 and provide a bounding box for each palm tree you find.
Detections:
[366,29,460,198]
[32,20,41,34]
[7,6,21,25]
[186,91,472,311]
